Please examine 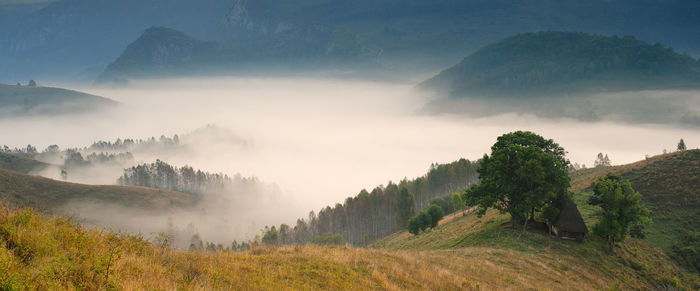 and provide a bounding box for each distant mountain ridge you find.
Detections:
[3,0,700,82]
[96,26,380,83]
[422,31,700,98]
